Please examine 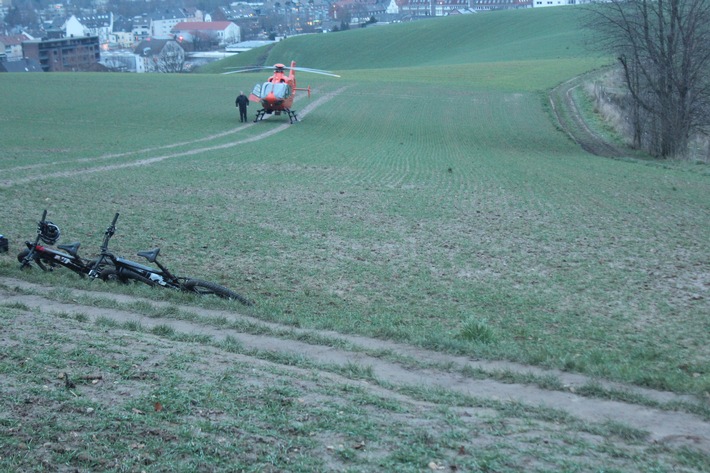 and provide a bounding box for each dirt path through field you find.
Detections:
[549,72,631,158]
[2,276,708,455]
[0,87,346,189]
